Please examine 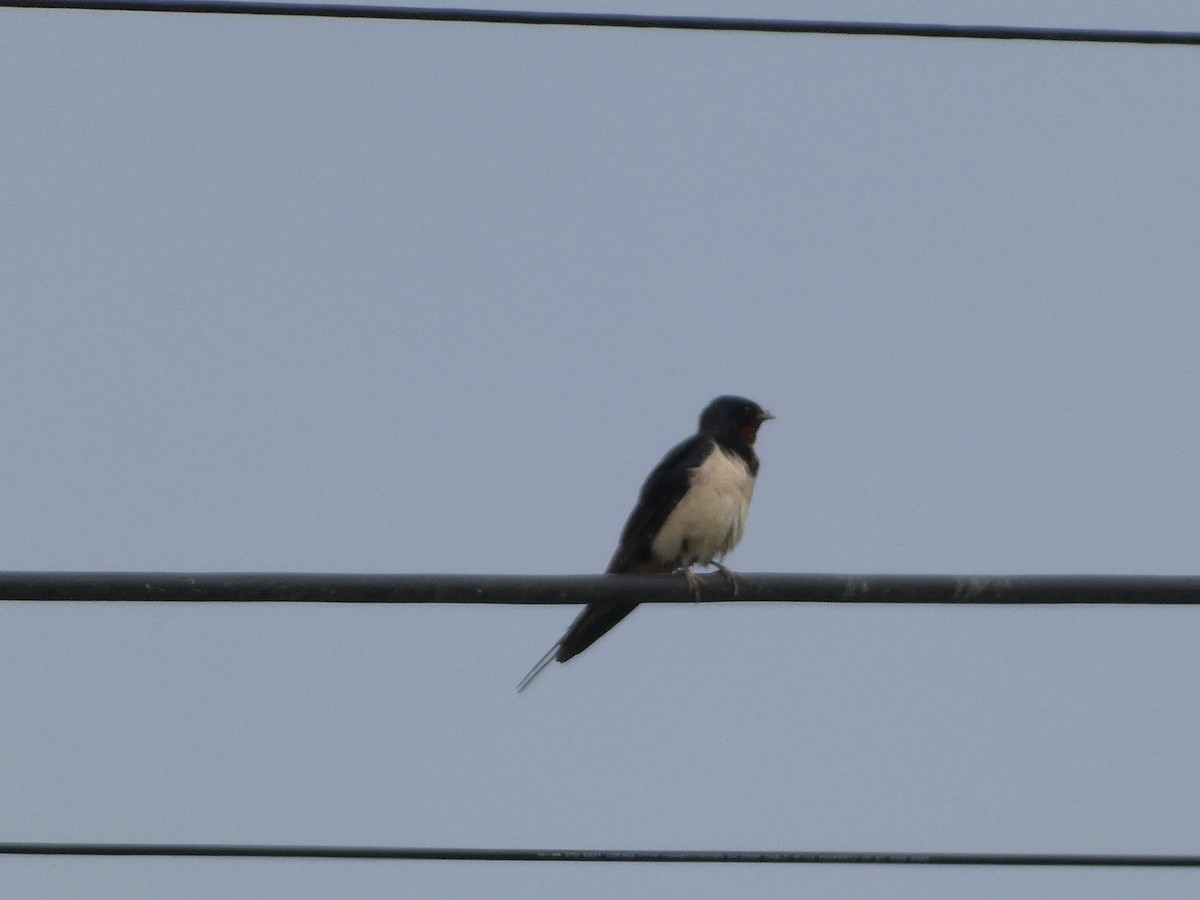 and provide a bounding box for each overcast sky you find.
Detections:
[2,1,1199,897]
